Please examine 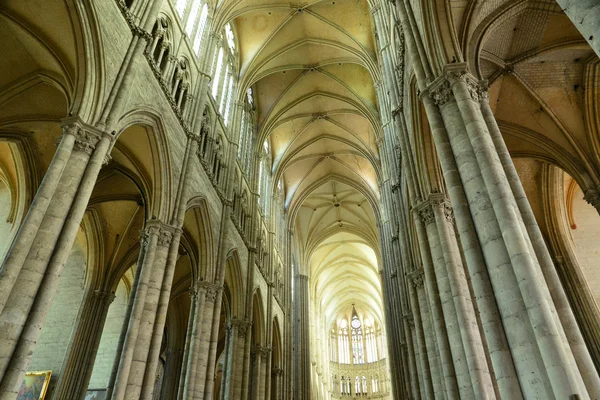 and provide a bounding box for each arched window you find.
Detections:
[372,376,379,393]
[365,319,377,362]
[337,319,350,364]
[224,76,234,124]
[175,0,188,17]
[351,315,364,364]
[192,3,209,54]
[211,48,224,98]
[185,0,200,35]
